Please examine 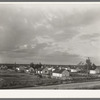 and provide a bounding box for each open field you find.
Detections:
[23,80,100,89]
[0,70,62,89]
